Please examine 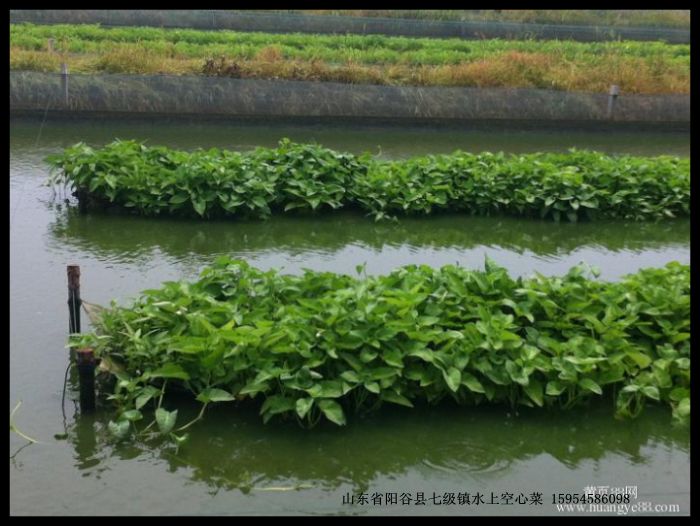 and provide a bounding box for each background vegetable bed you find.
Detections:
[271,10,691,28]
[74,258,689,440]
[48,140,690,222]
[10,23,689,93]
